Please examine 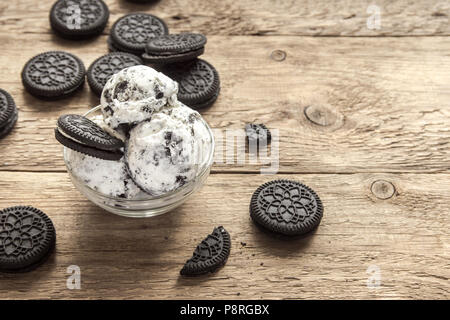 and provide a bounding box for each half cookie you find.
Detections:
[55,114,124,161]
[180,226,231,276]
